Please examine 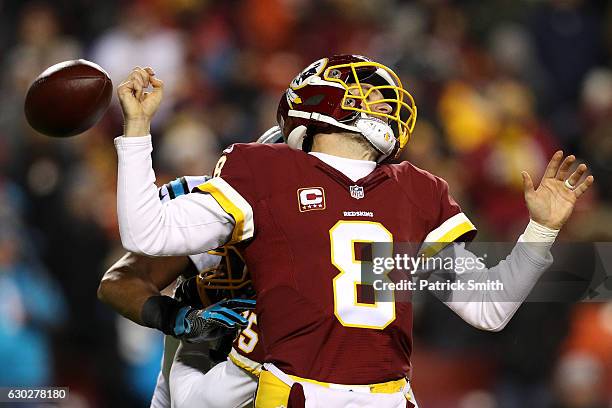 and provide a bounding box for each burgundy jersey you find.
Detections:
[196,143,476,384]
